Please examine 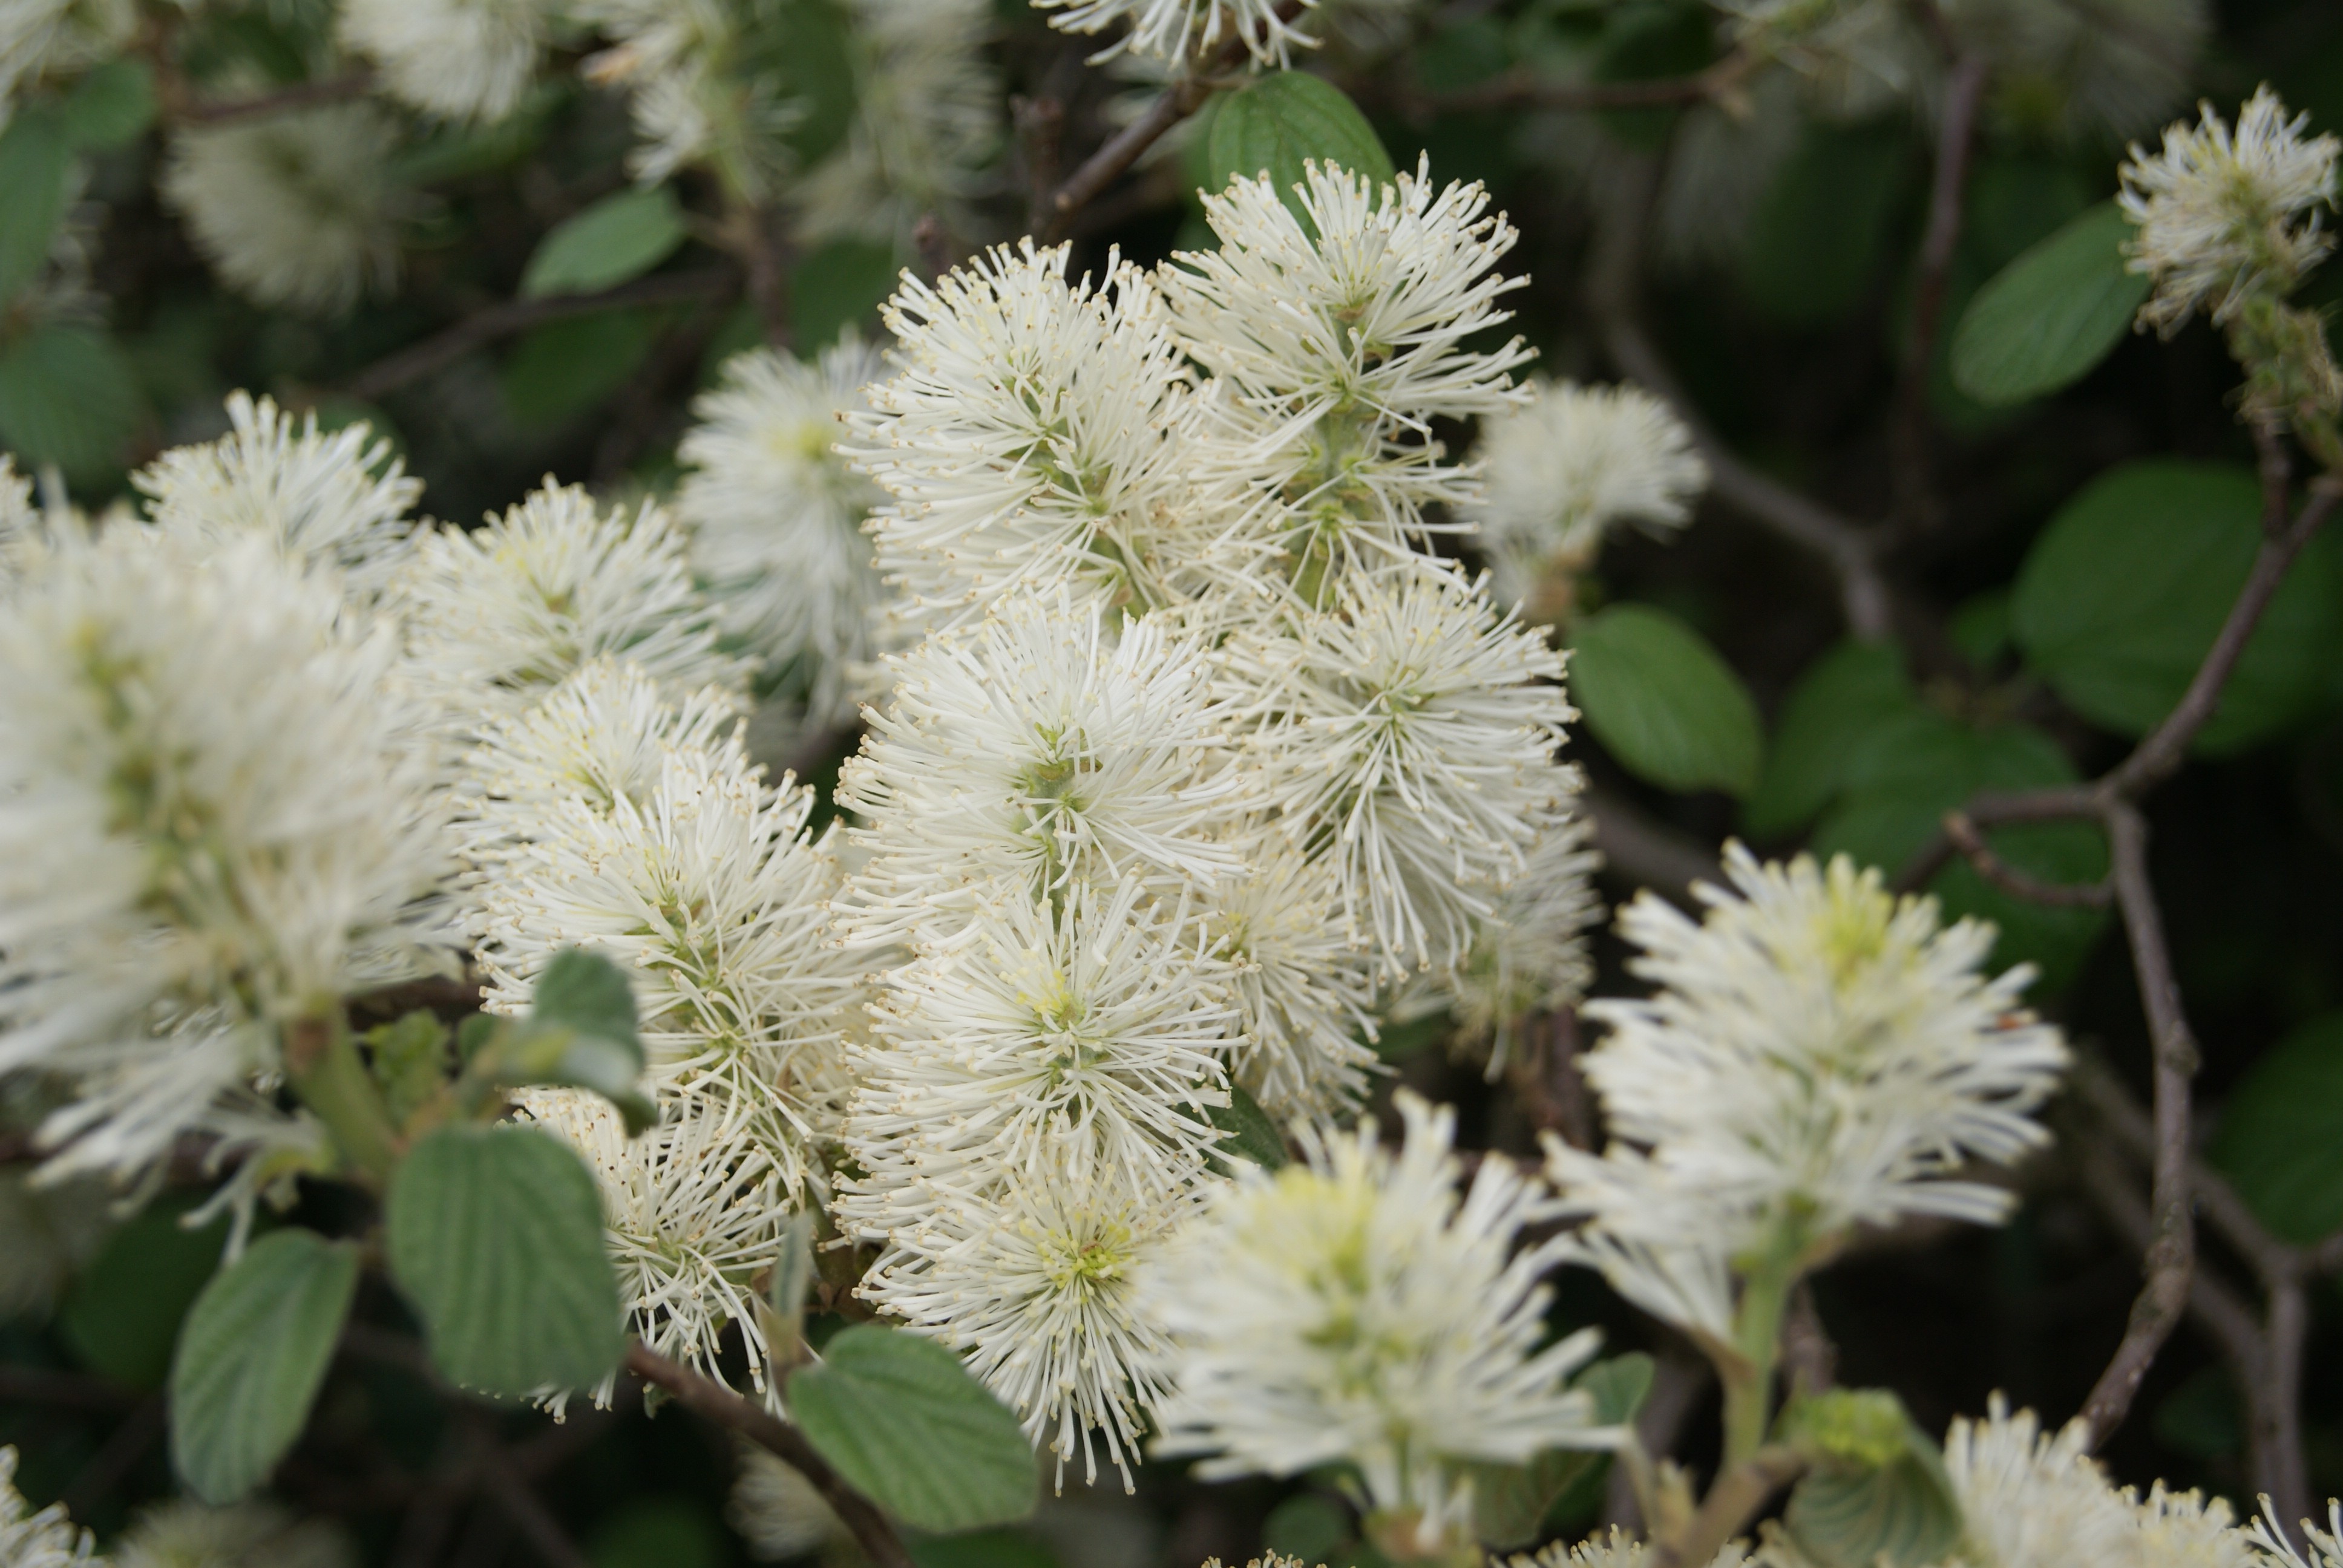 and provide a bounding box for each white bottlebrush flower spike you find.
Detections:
[134,393,421,592]
[480,745,860,1200]
[1465,379,1708,609]
[676,336,890,725]
[1147,1093,1614,1541]
[836,592,1247,942]
[1548,846,2066,1346]
[0,529,454,1183]
[111,1498,352,1568]
[1226,565,1576,978]
[160,103,410,316]
[1421,808,1603,1076]
[857,1150,1199,1489]
[0,1446,96,1568]
[848,241,1255,633]
[1164,157,1532,580]
[389,480,744,737]
[1029,0,1322,65]
[1204,842,1381,1119]
[339,0,551,123]
[2120,85,2341,333]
